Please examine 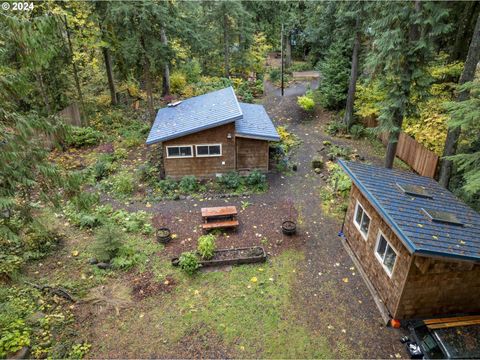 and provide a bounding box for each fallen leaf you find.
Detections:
[71,250,79,257]
[250,277,258,283]
[342,277,349,283]
[146,202,152,208]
